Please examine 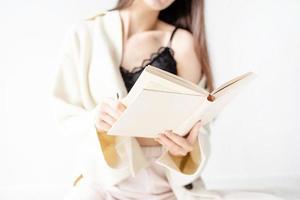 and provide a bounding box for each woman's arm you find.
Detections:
[52,22,127,168]
[51,23,96,138]
[173,29,203,85]
[155,28,210,181]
